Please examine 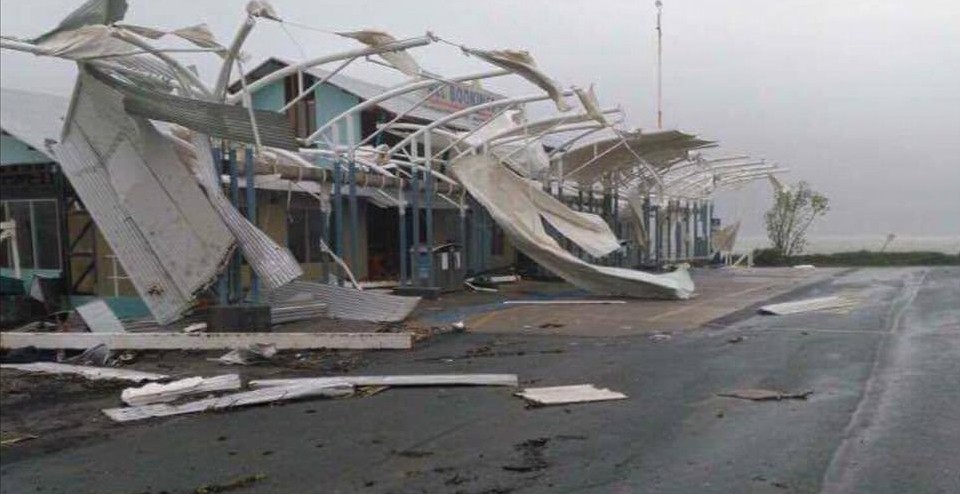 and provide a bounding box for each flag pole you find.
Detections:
[656,0,663,129]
